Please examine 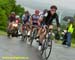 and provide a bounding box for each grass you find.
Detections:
[71,44,75,48]
[72,38,75,48]
[0,30,7,35]
[56,40,75,48]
